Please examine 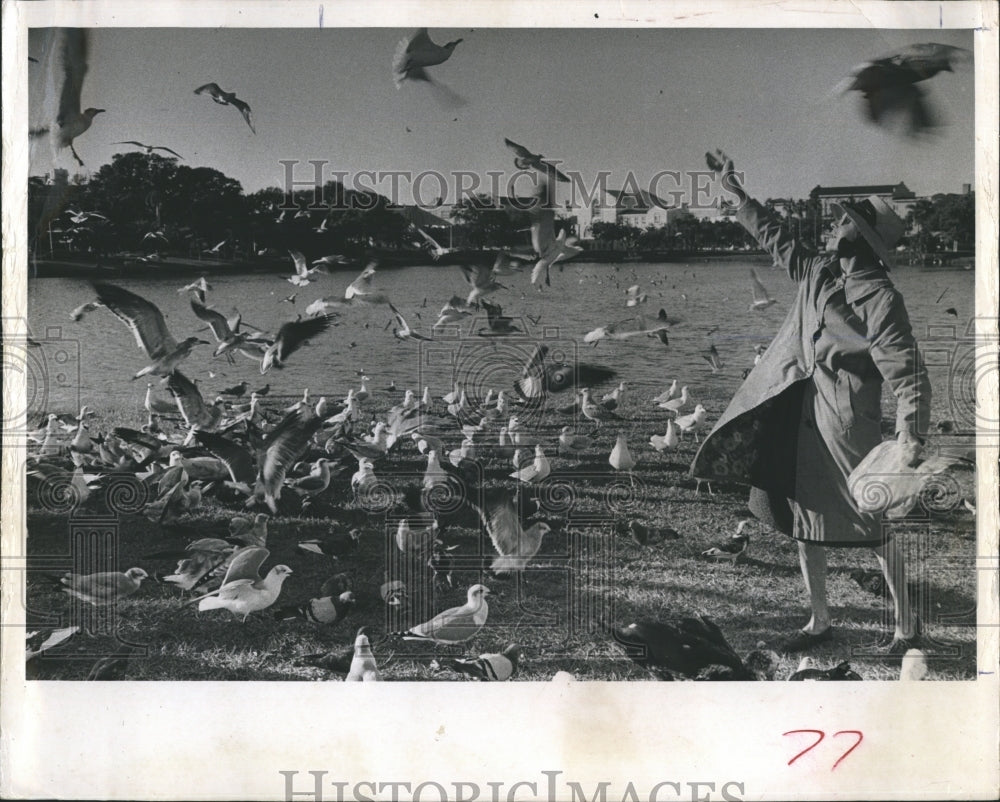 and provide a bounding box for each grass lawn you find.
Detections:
[22,386,979,681]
